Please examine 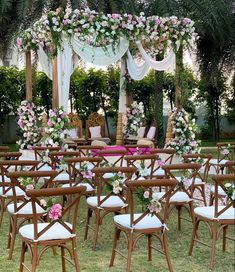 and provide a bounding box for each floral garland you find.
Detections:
[123,101,145,137]
[136,187,162,214]
[17,100,43,149]
[165,107,201,155]
[16,7,196,56]
[41,106,70,148]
